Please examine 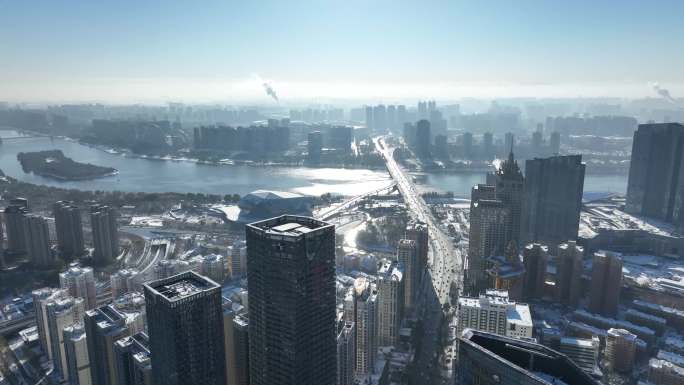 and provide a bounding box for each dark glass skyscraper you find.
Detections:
[521,155,585,247]
[143,271,226,385]
[246,216,336,385]
[114,332,152,385]
[626,123,684,229]
[457,329,600,385]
